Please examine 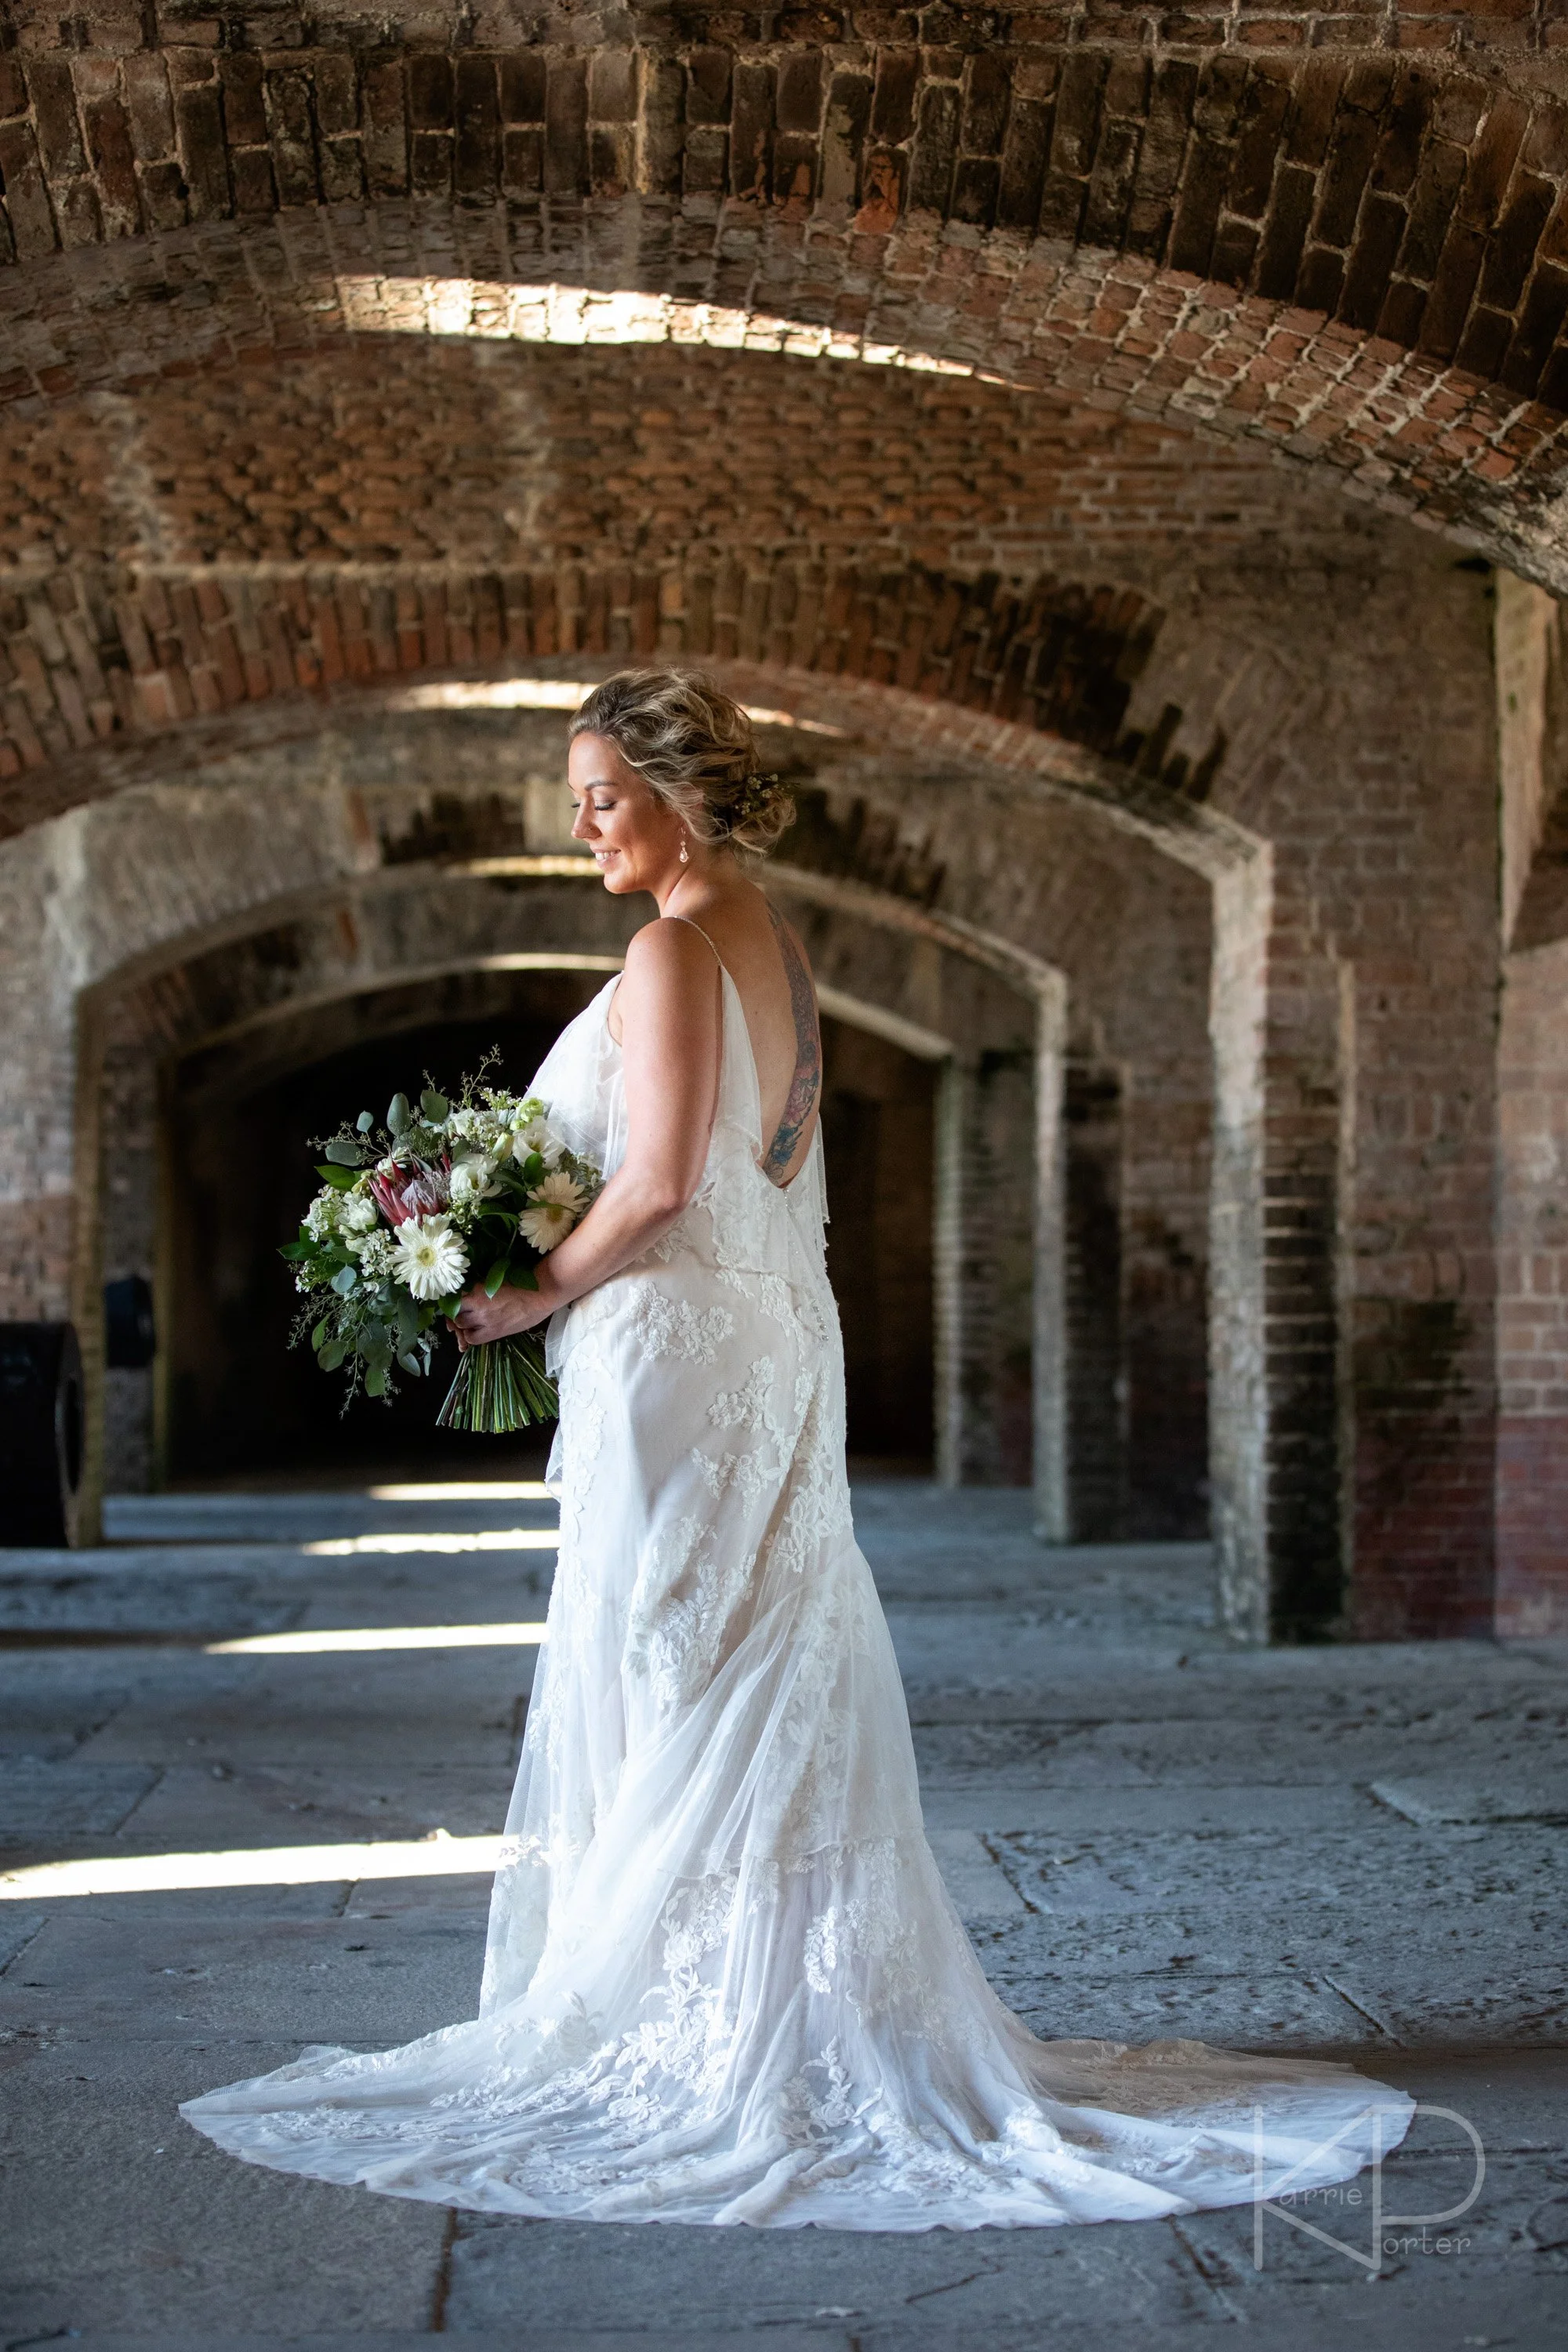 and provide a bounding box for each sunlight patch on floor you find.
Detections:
[207,1623,547,1655]
[0,1831,503,1901]
[304,1529,558,1555]
[367,1481,555,1501]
